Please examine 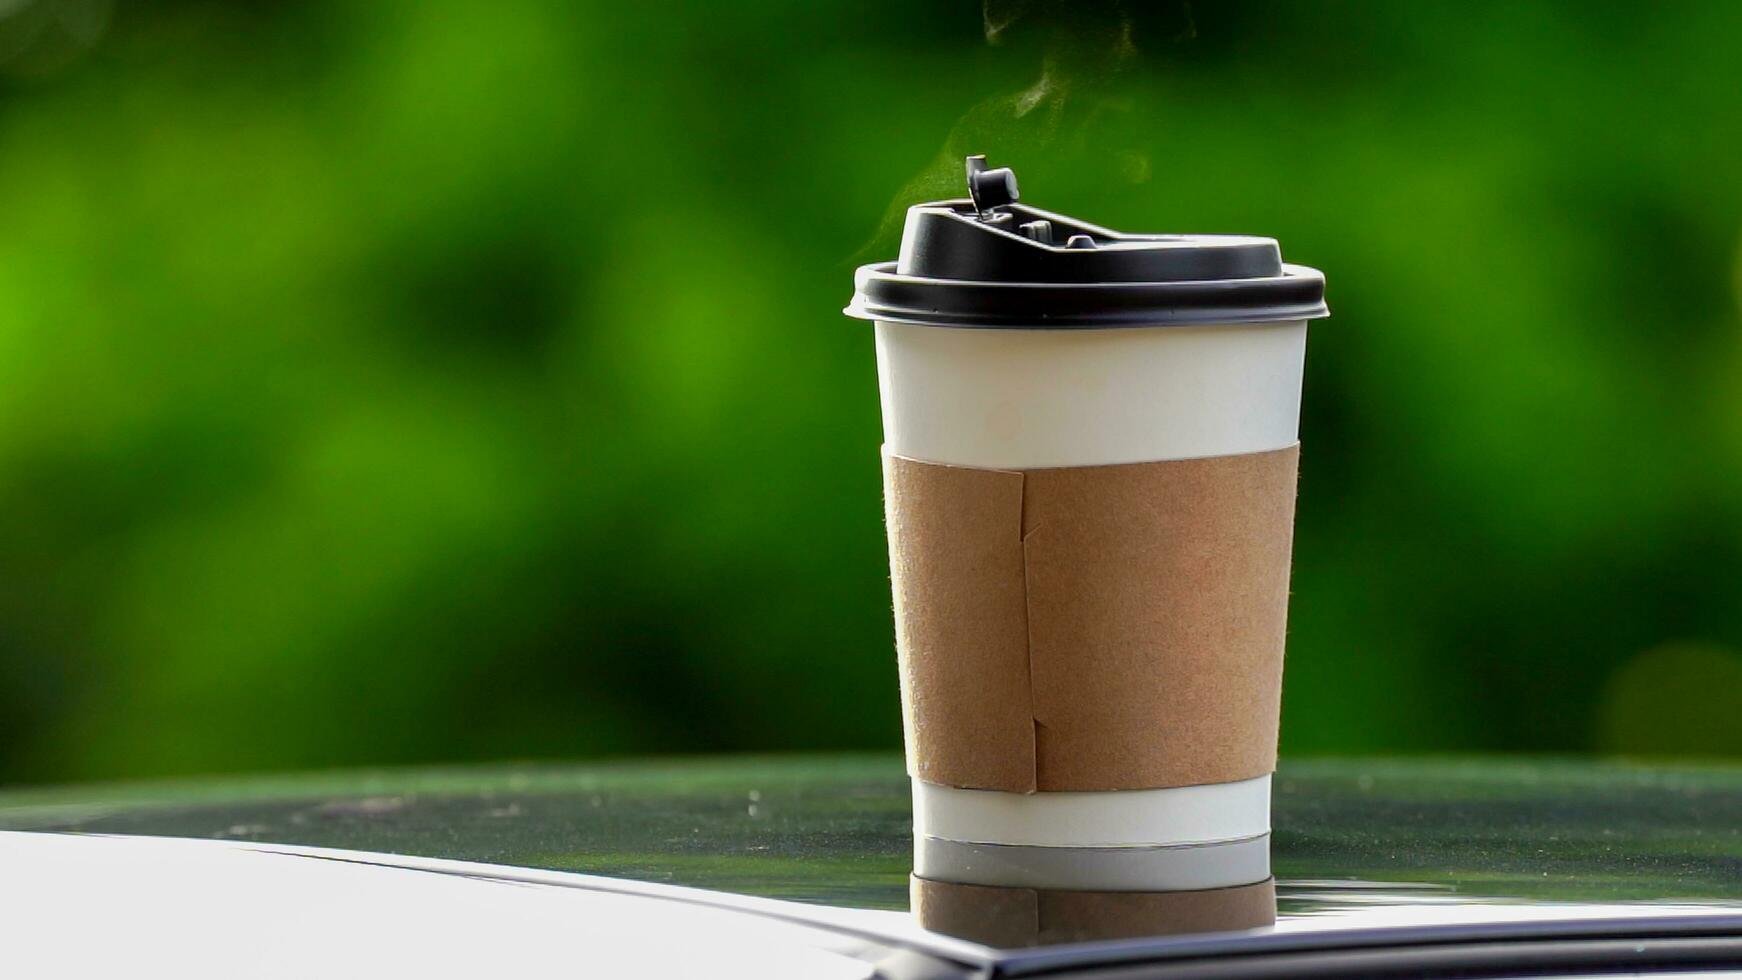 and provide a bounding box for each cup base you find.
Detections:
[911,774,1271,848]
